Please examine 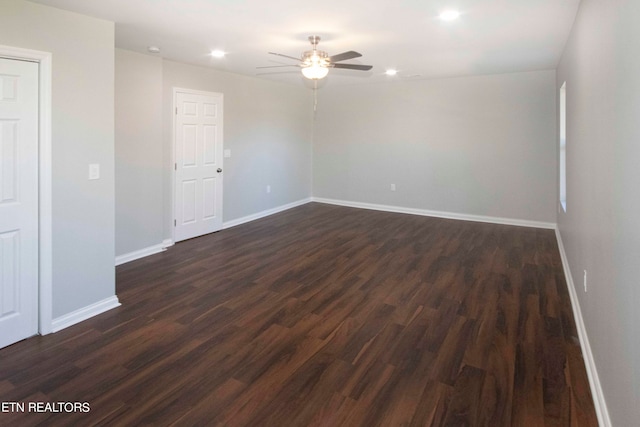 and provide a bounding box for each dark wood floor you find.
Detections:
[0,203,597,426]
